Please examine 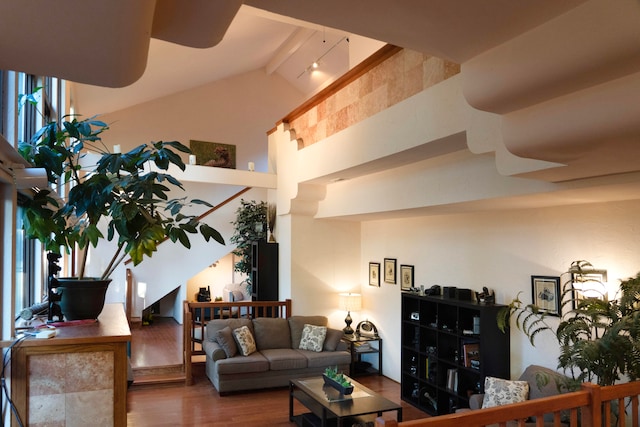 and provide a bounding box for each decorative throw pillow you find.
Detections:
[299,324,327,352]
[233,325,257,356]
[323,328,343,351]
[481,376,530,409]
[216,326,237,358]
